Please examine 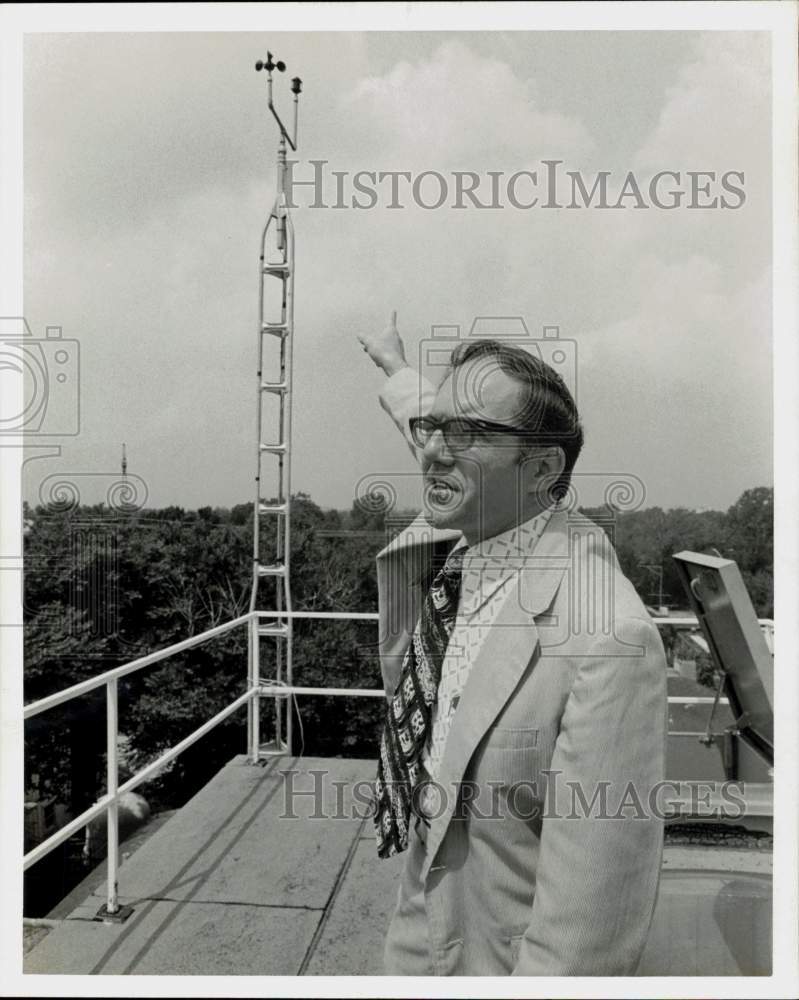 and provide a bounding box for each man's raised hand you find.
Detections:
[357,310,409,377]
